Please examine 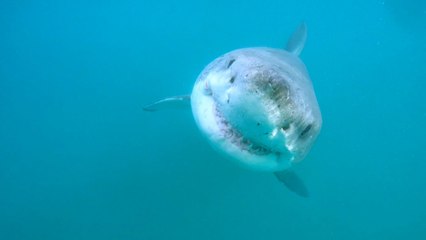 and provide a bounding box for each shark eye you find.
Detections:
[229,76,236,84]
[227,59,236,68]
[300,124,312,138]
[281,124,290,131]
